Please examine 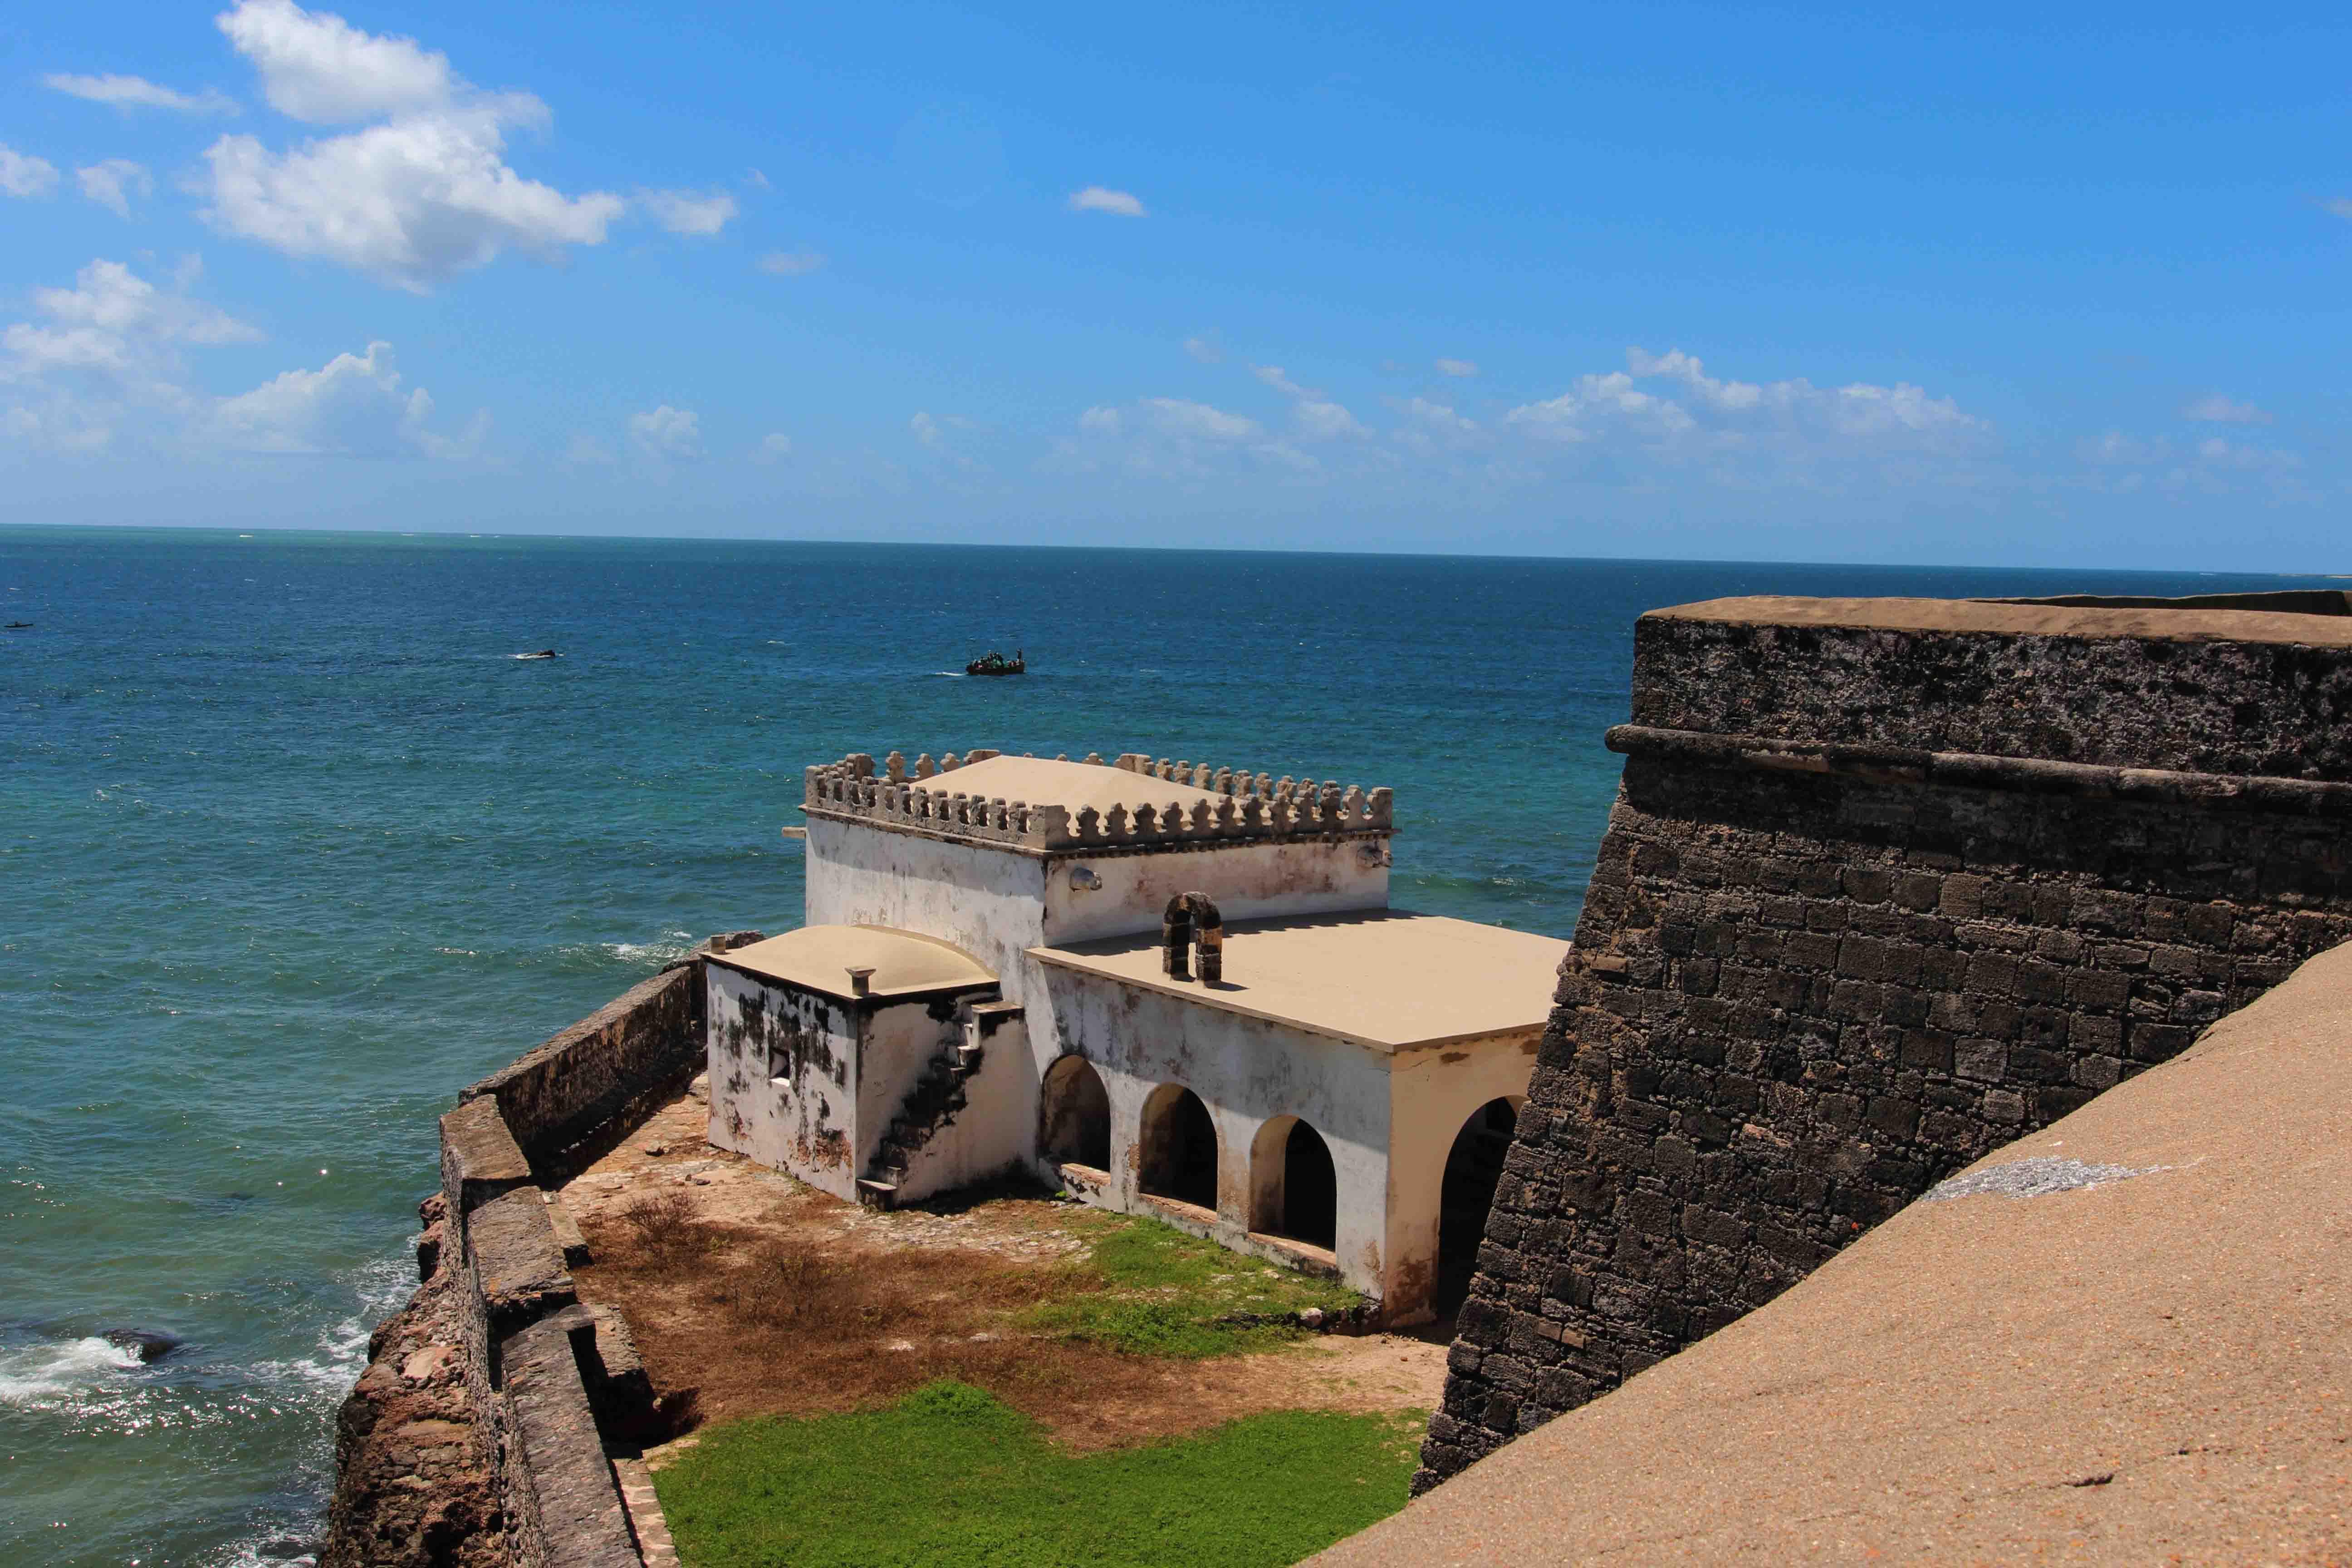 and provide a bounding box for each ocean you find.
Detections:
[4,526,2337,1567]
